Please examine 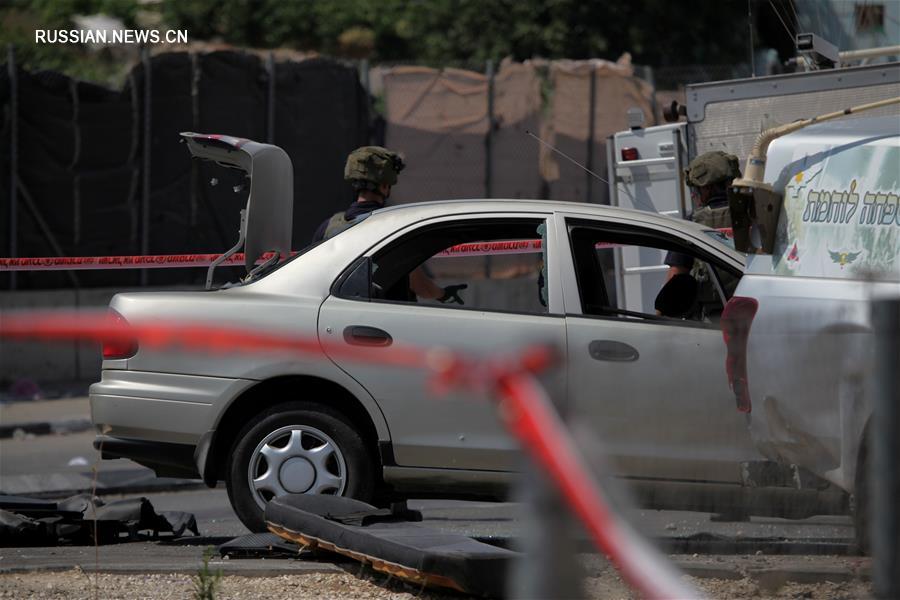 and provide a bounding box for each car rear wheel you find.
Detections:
[226,402,375,532]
